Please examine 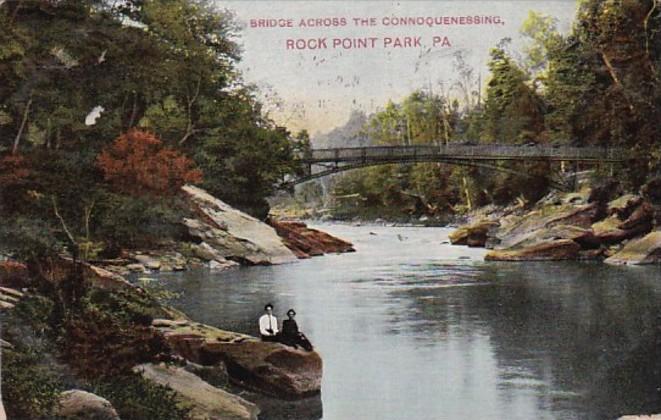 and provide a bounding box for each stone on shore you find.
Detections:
[135,363,259,420]
[182,185,297,265]
[485,239,582,261]
[56,389,119,420]
[268,219,355,258]
[153,319,323,399]
[605,231,661,265]
[448,220,500,247]
[190,242,240,271]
